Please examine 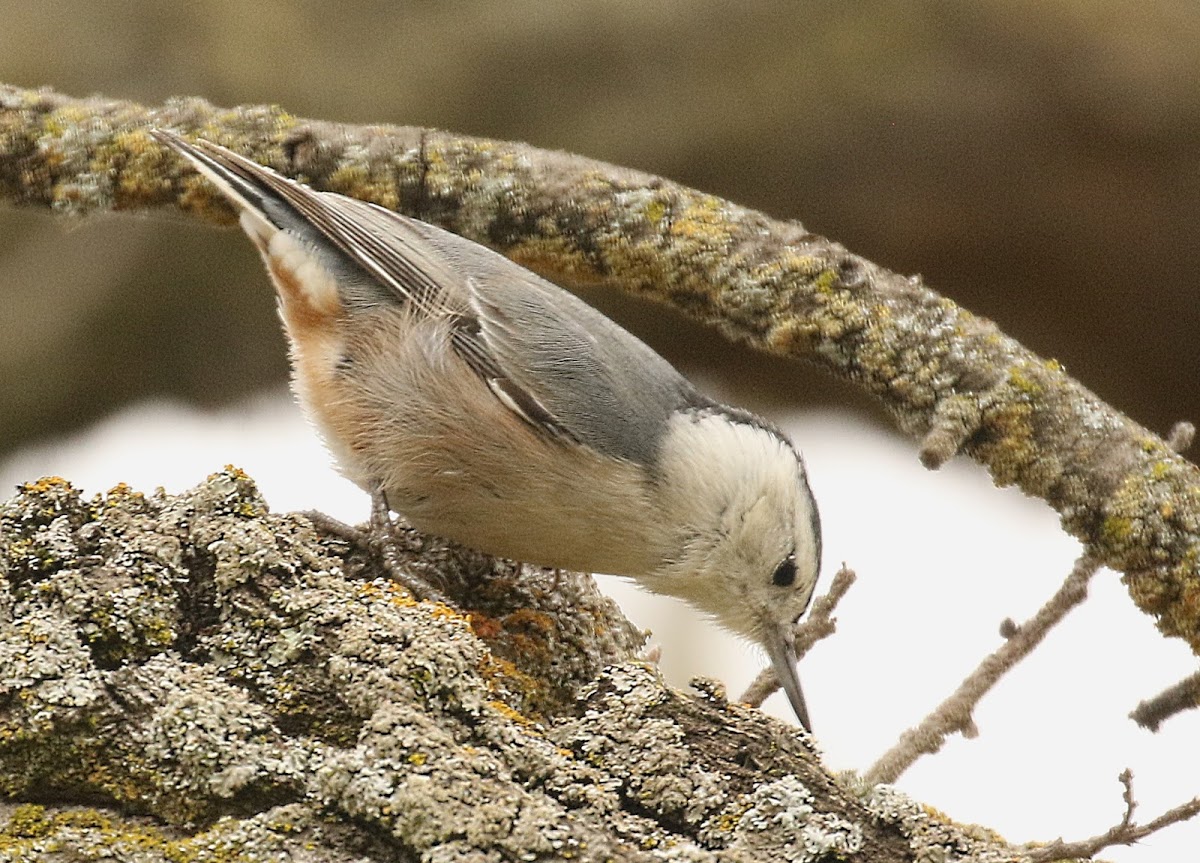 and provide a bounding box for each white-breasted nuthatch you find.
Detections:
[151,130,823,730]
